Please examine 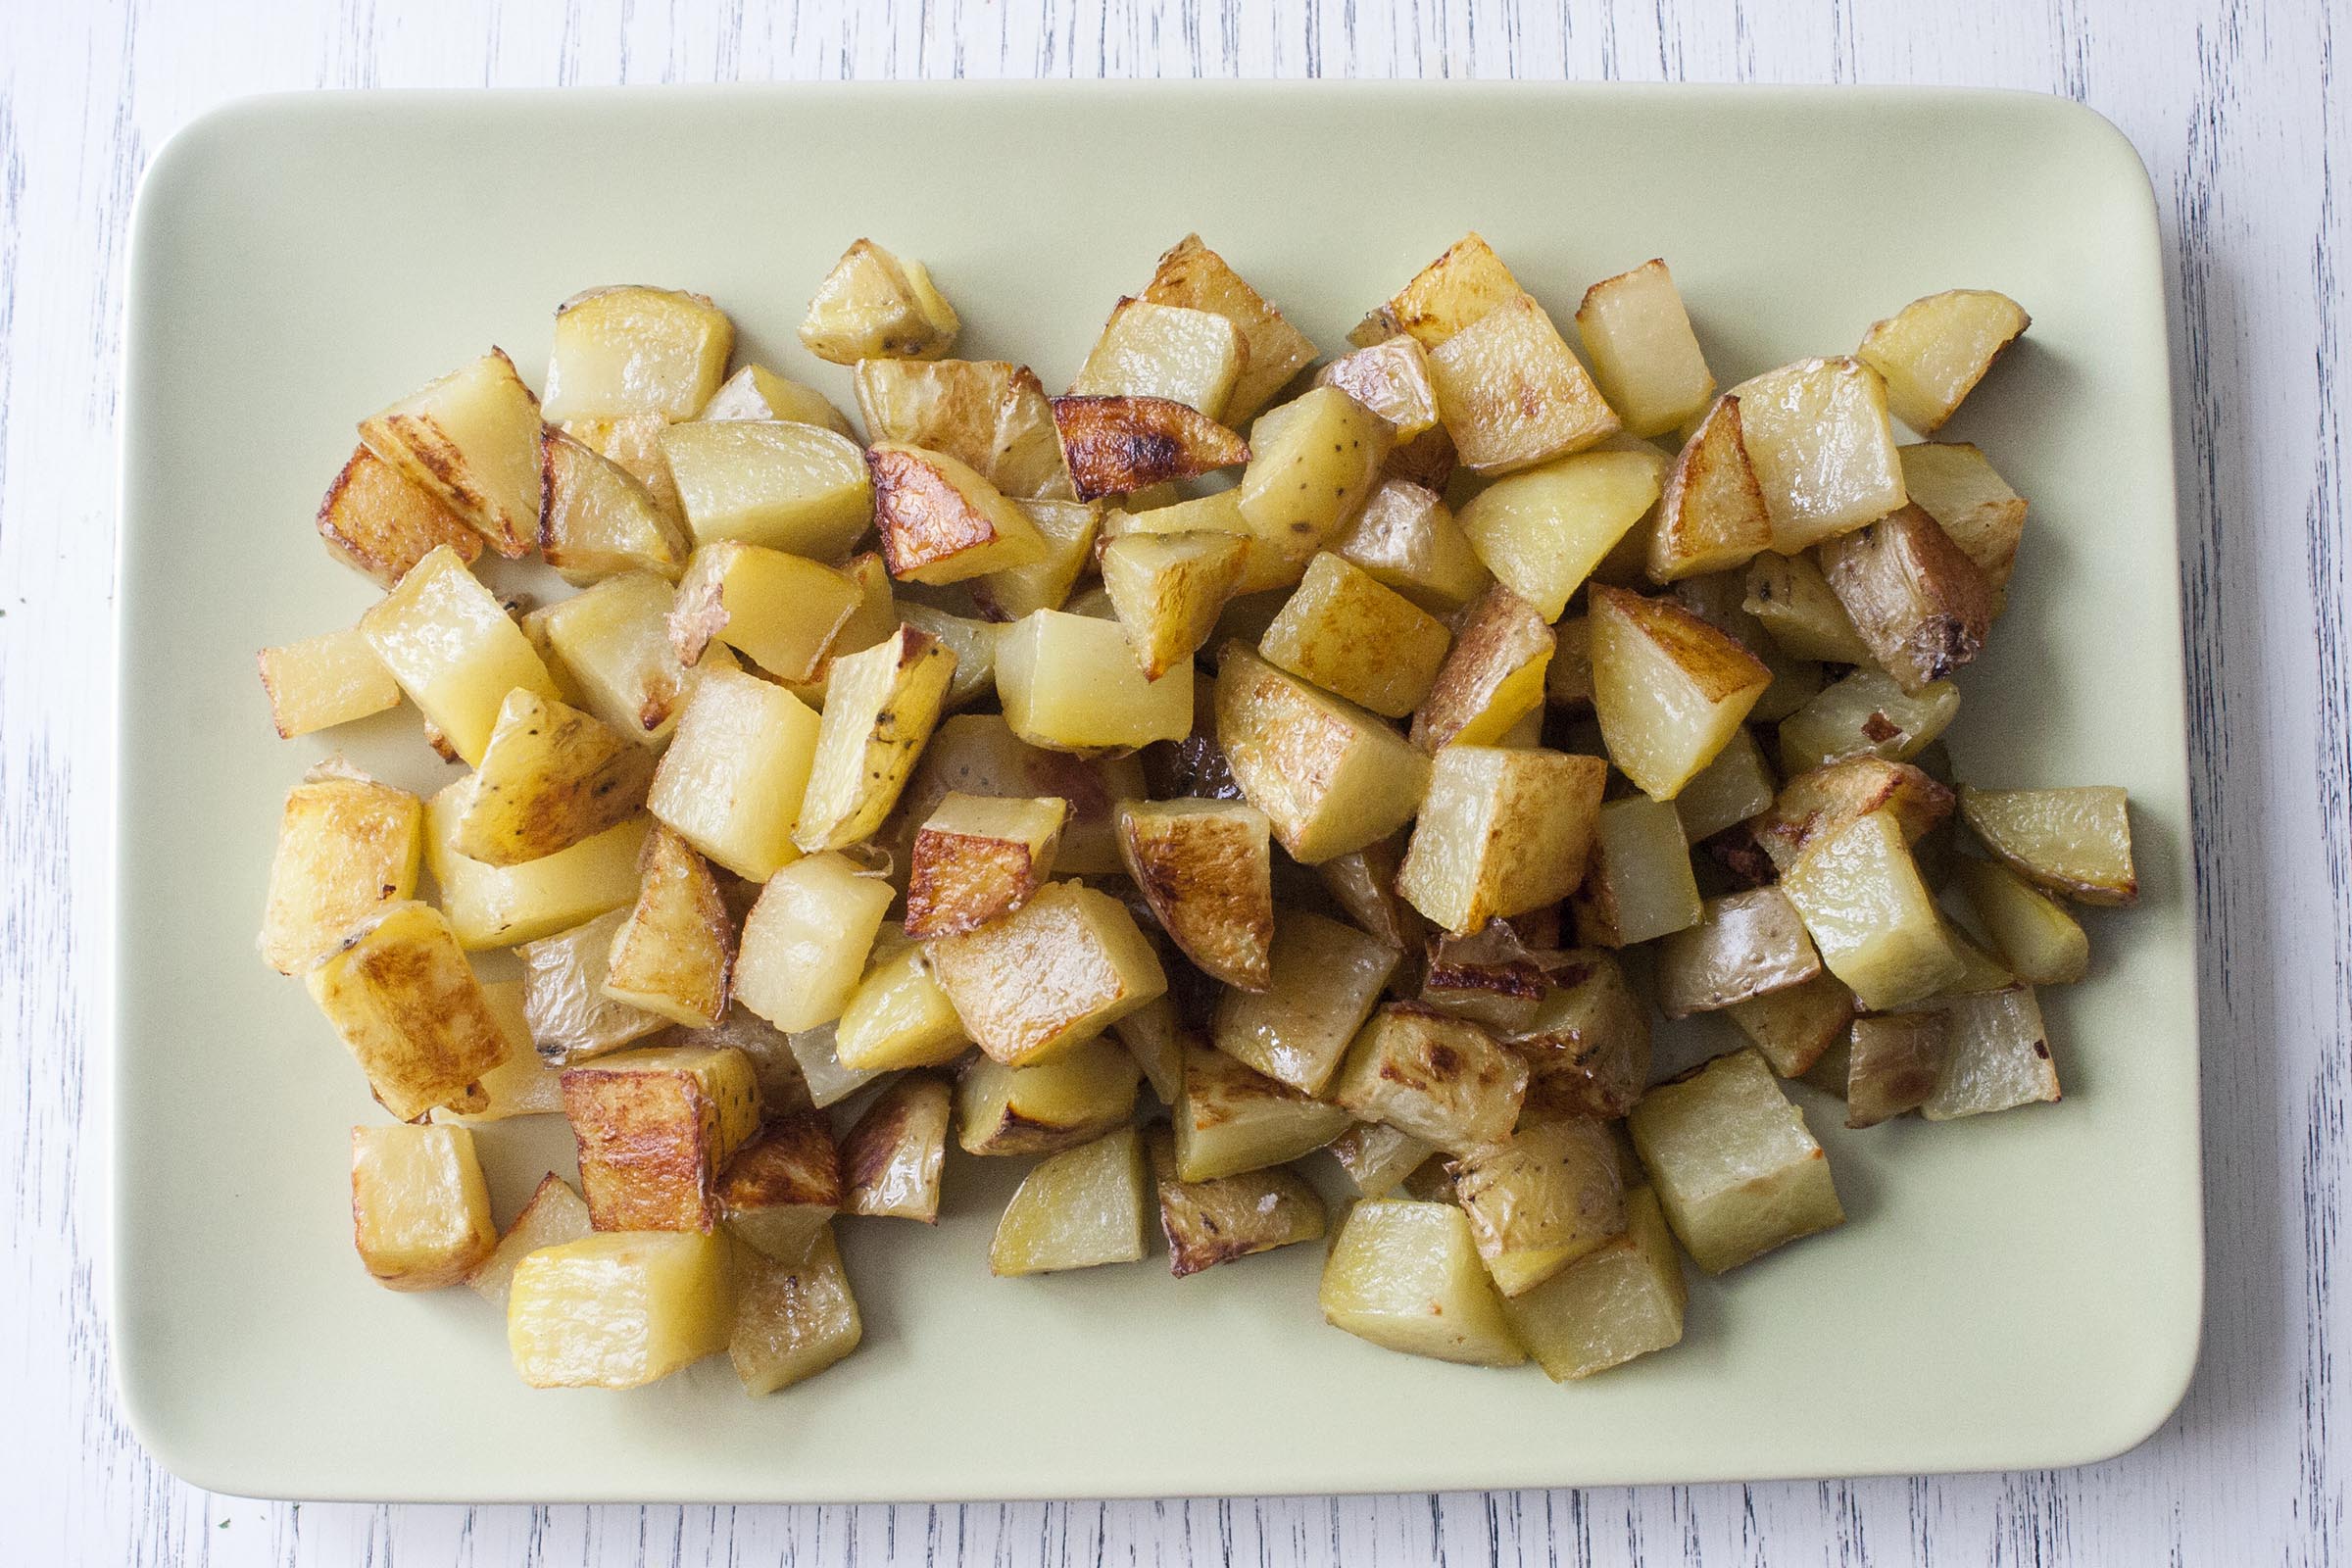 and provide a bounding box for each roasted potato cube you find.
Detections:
[927,880,1166,1066]
[1954,856,2089,985]
[1231,386,1392,587]
[715,1111,842,1262]
[1319,1199,1526,1366]
[1428,295,1621,475]
[1397,746,1606,935]
[601,825,733,1028]
[466,1172,593,1308]
[968,498,1102,621]
[647,667,820,881]
[1589,584,1771,800]
[1838,1010,1951,1128]
[561,1043,760,1231]
[455,690,653,867]
[315,444,482,587]
[672,1004,816,1113]
[1315,831,1424,953]
[1923,985,2060,1119]
[1899,441,2027,598]
[349,1123,497,1291]
[956,1038,1141,1156]
[792,625,955,853]
[989,1125,1148,1276]
[426,781,648,950]
[894,601,1002,710]
[1543,614,1595,712]
[1100,486,1267,582]
[1328,1122,1438,1200]
[1142,234,1319,422]
[1741,550,1874,663]
[866,443,1050,585]
[1667,566,1823,725]
[1629,1048,1842,1273]
[1566,795,1701,948]
[1410,583,1554,752]
[799,239,958,363]
[785,1024,884,1110]
[1332,478,1492,614]
[1258,553,1452,717]
[1173,1039,1350,1181]
[521,908,668,1064]
[1857,289,2030,434]
[854,358,1069,499]
[1752,756,1953,874]
[886,711,1145,878]
[1212,907,1398,1094]
[1654,888,1822,1018]
[1646,395,1771,583]
[1330,1003,1528,1153]
[1958,785,2138,906]
[1100,530,1249,679]
[667,542,860,682]
[1673,728,1777,843]
[1109,995,1186,1102]
[438,981,565,1121]
[834,924,966,1071]
[1778,667,1962,775]
[1724,970,1856,1078]
[1417,922,1550,1033]
[1051,395,1250,502]
[734,852,895,1033]
[357,348,543,557]
[256,626,403,739]
[1574,259,1715,438]
[1818,506,1995,693]
[508,1229,733,1388]
[358,545,560,765]
[1451,1114,1626,1296]
[1781,809,1963,1009]
[1455,447,1665,619]
[259,764,421,974]
[1499,1184,1686,1380]
[728,1226,862,1395]
[1510,953,1651,1120]
[561,411,686,524]
[1146,1125,1324,1276]
[1116,799,1275,989]
[904,792,1066,940]
[1071,298,1245,419]
[998,608,1193,753]
[1350,232,1526,349]
[700,363,857,435]
[307,902,511,1120]
[534,572,709,746]
[659,419,873,558]
[1315,334,1442,437]
[1726,356,1906,553]
[542,285,730,422]
[539,427,690,585]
